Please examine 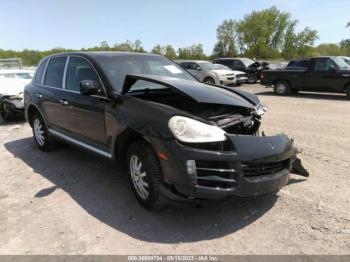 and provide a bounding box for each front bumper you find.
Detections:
[236,76,248,84]
[150,134,295,201]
